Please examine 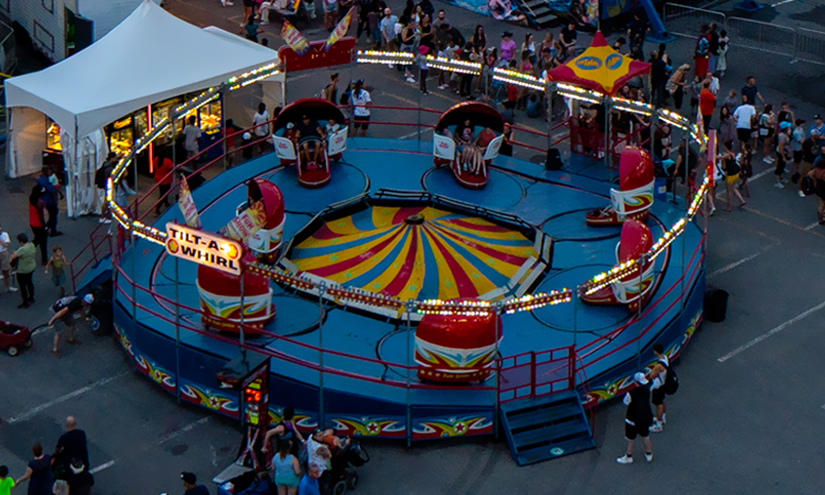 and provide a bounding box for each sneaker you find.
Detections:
[8,287,18,292]
[781,178,789,184]
[774,182,785,189]
[661,413,666,424]
[709,206,716,217]
[645,452,653,463]
[406,77,416,83]
[650,422,663,433]
[616,455,633,465]
[388,64,395,69]
[799,190,806,198]
[762,157,771,164]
